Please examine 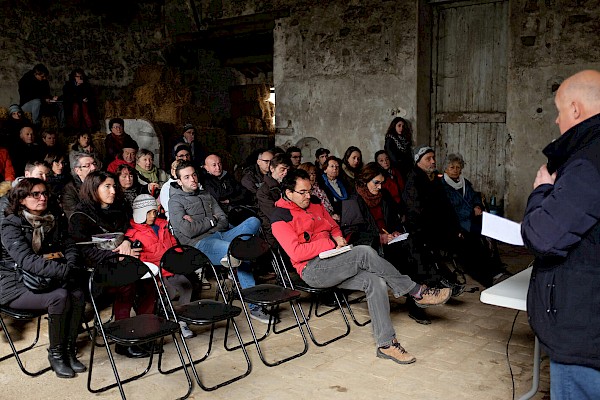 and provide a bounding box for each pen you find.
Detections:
[382,229,389,235]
